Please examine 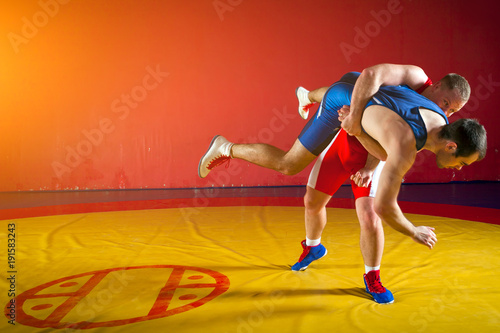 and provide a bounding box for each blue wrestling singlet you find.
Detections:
[298,72,448,155]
